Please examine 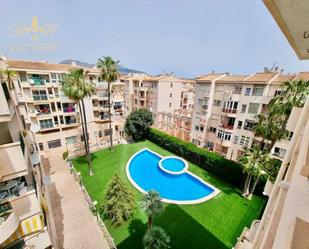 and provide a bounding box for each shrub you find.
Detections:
[148,128,266,195]
[102,175,135,226]
[63,151,69,160]
[143,226,171,249]
[125,109,154,140]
